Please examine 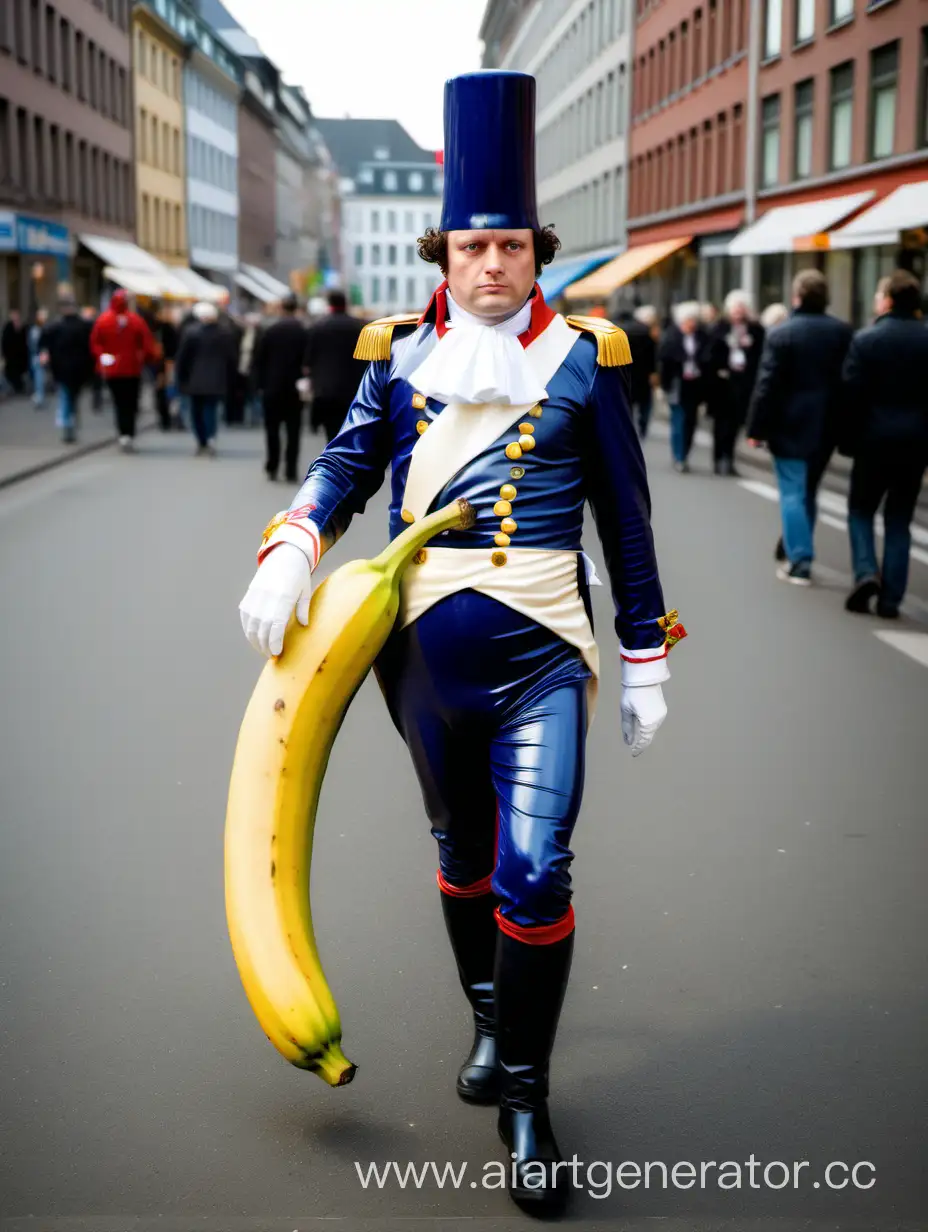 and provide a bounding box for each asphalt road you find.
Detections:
[1,425,926,1232]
